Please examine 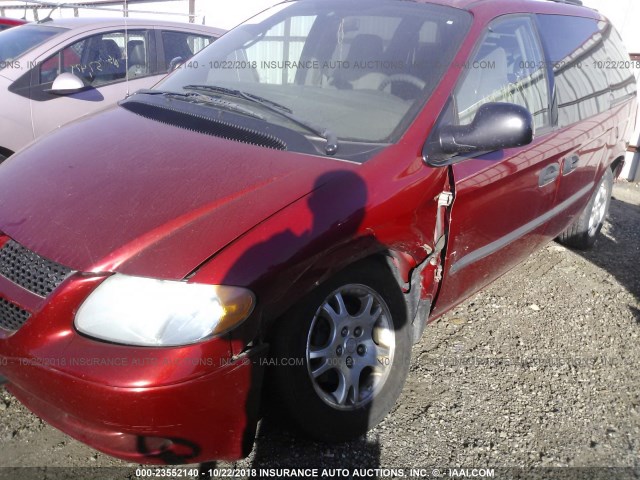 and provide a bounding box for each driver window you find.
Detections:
[39,30,150,87]
[39,41,84,84]
[455,16,549,129]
